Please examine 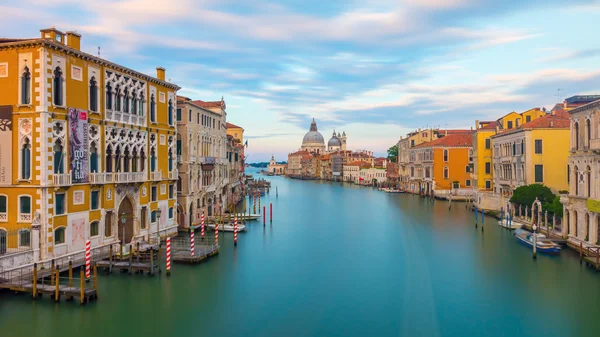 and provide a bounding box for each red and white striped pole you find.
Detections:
[85,240,91,279]
[234,217,238,246]
[201,212,205,239]
[166,237,171,276]
[190,227,195,257]
[215,222,219,246]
